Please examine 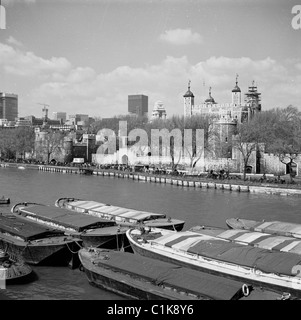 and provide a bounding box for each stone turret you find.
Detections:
[183,80,194,117]
[232,74,241,106]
